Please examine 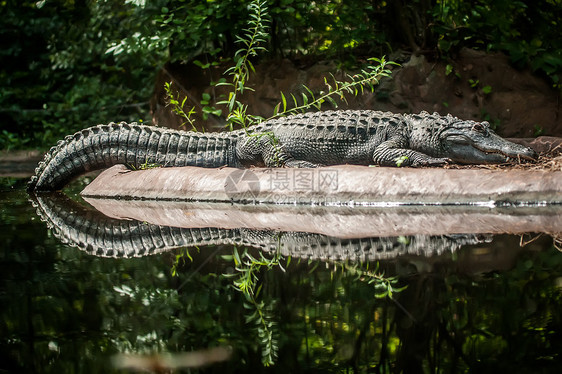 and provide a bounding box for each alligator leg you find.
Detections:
[373,139,451,167]
[266,145,321,168]
[237,135,321,168]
